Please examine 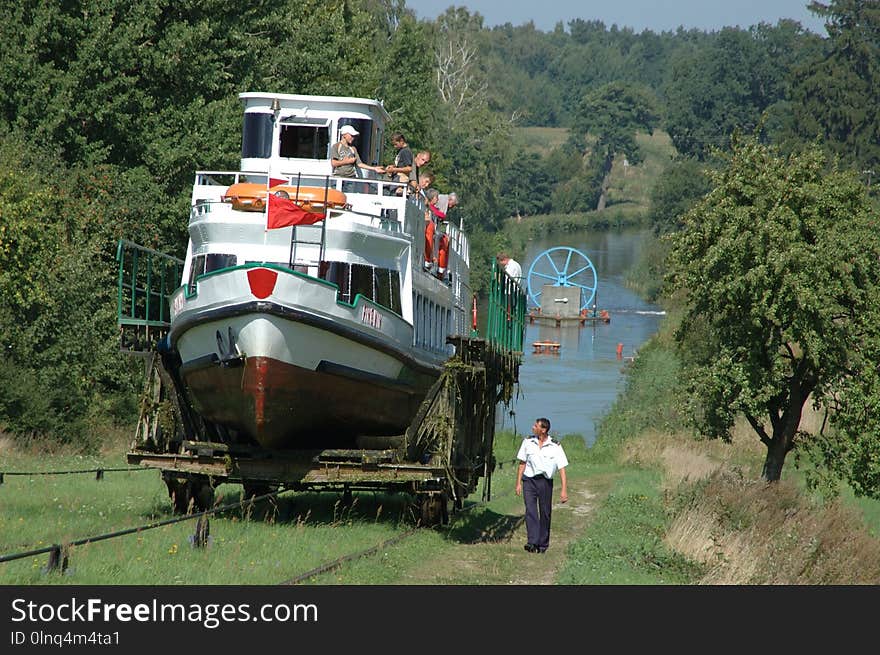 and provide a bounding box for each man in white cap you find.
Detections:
[330,124,385,178]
